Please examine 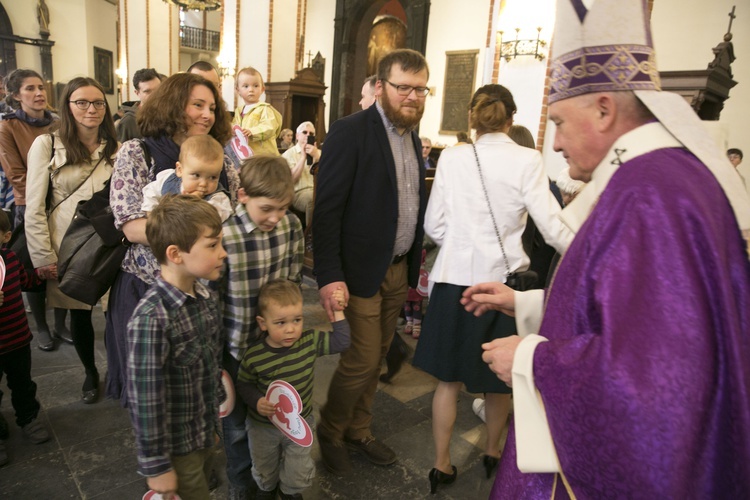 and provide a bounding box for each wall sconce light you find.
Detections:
[115,67,128,86]
[497,27,547,62]
[216,54,235,80]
